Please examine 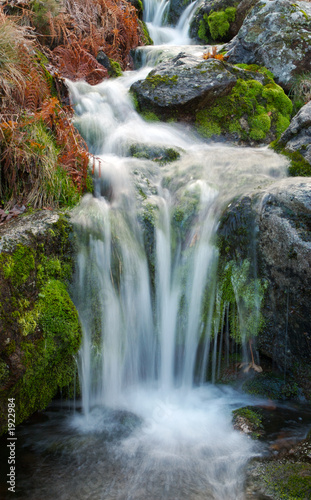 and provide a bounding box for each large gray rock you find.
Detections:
[256,178,311,370]
[131,53,266,118]
[131,52,293,143]
[279,100,311,166]
[226,0,311,91]
[217,178,311,379]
